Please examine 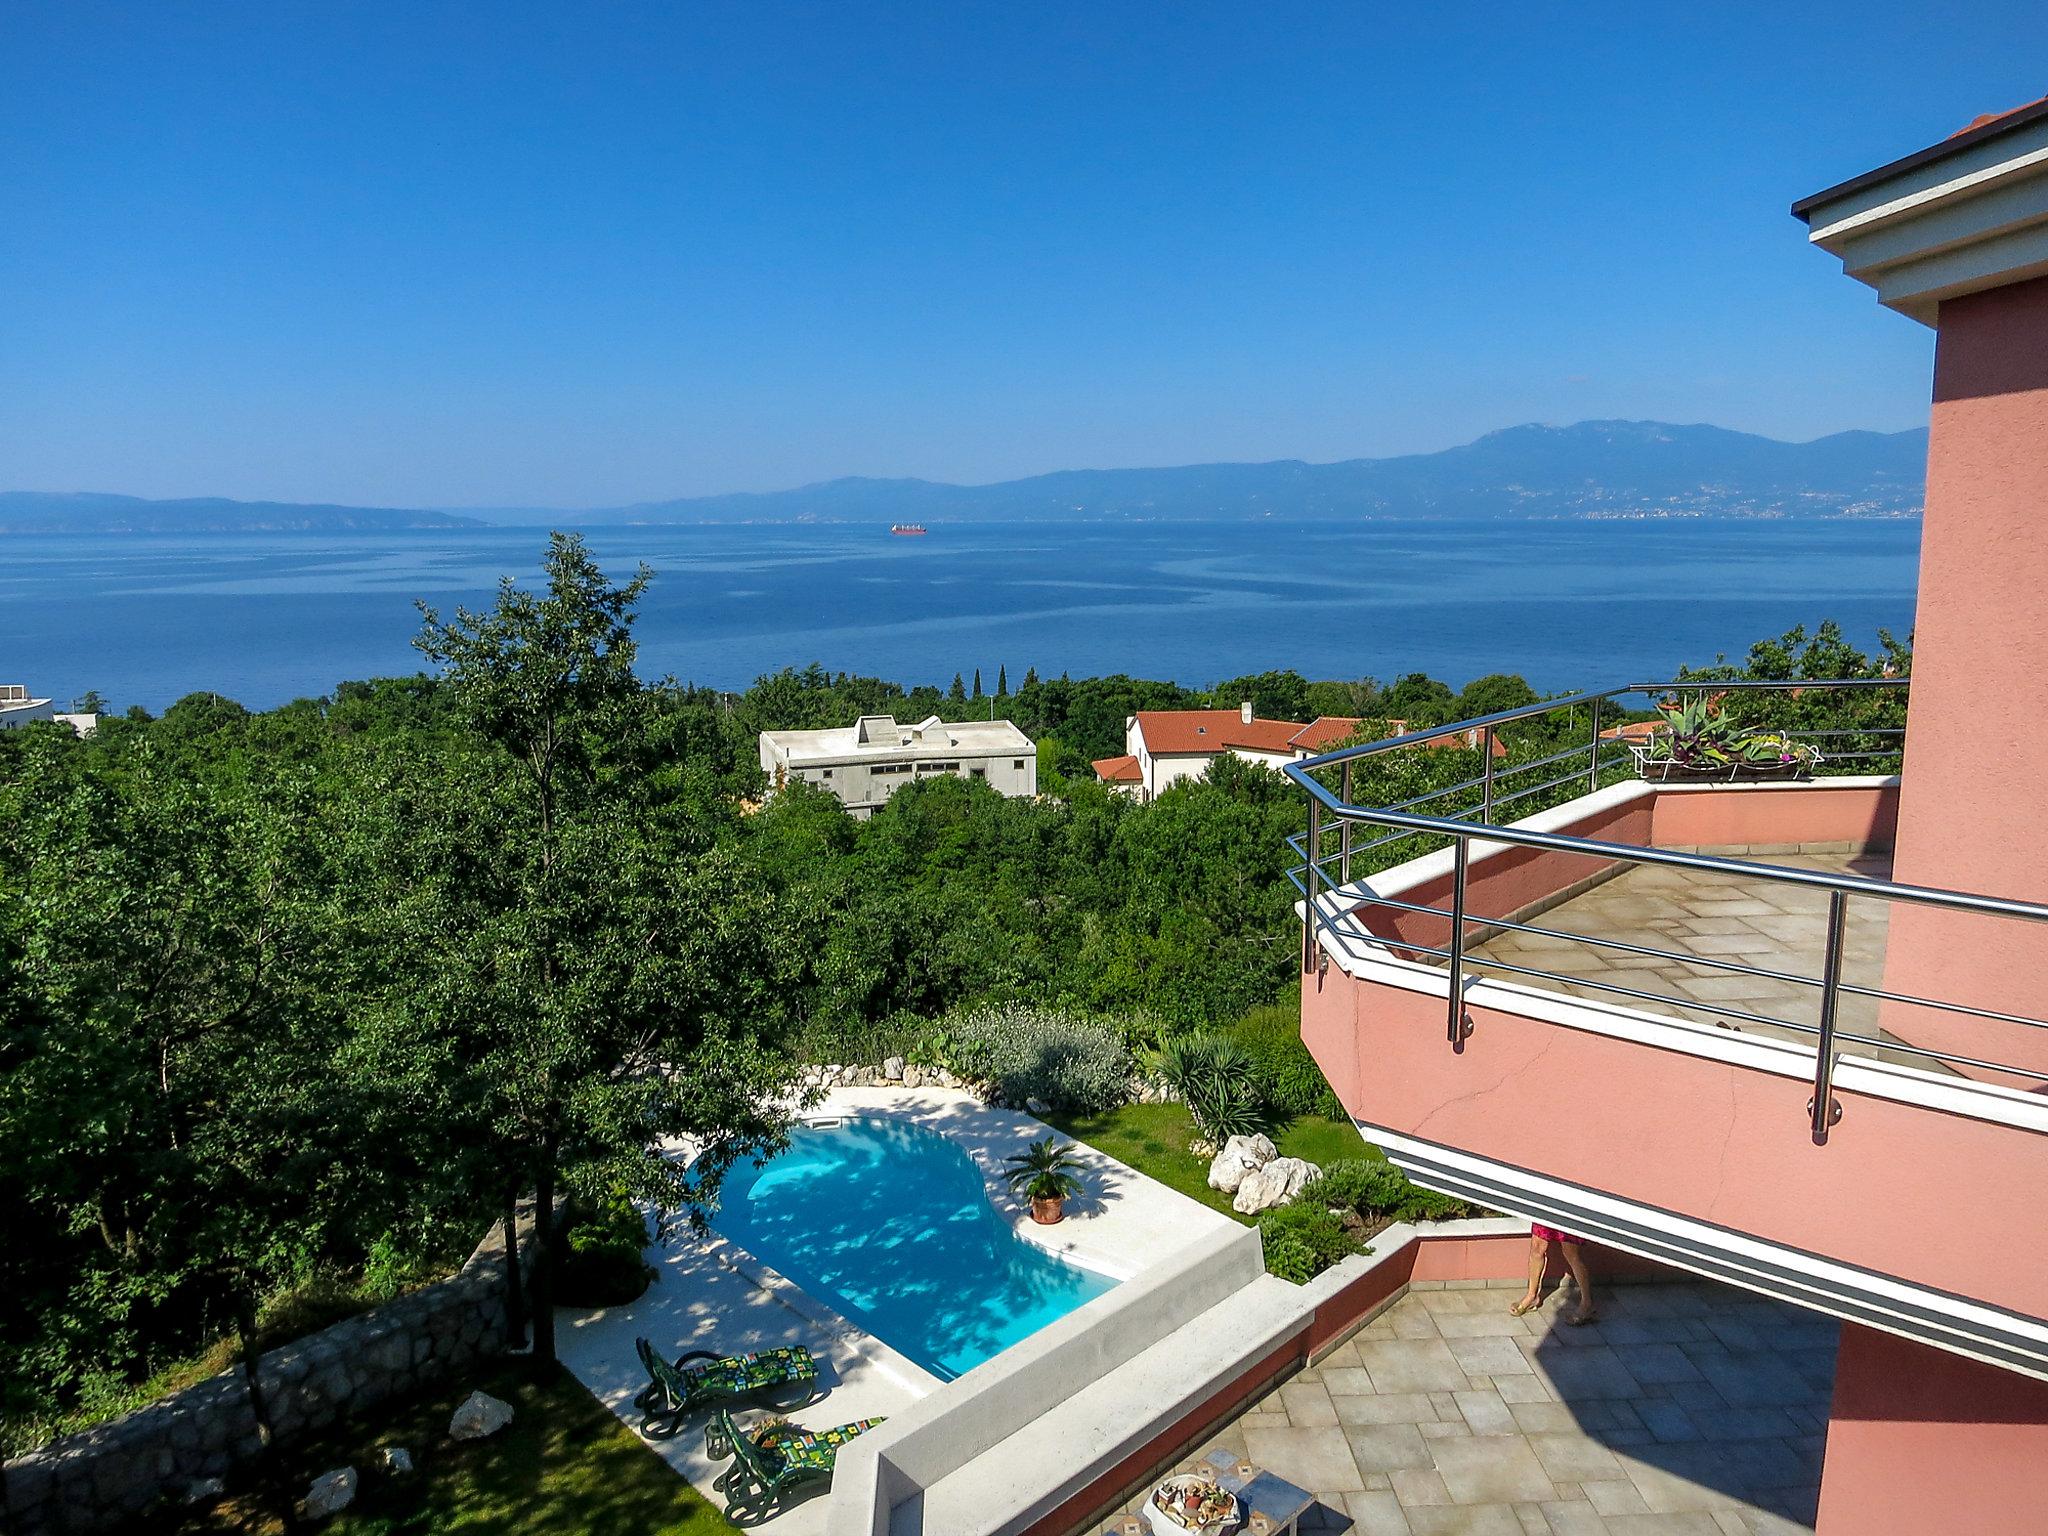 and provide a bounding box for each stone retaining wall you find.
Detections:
[2,1208,538,1536]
